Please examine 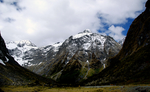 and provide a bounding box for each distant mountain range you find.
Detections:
[6,40,62,66]
[5,29,122,83]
